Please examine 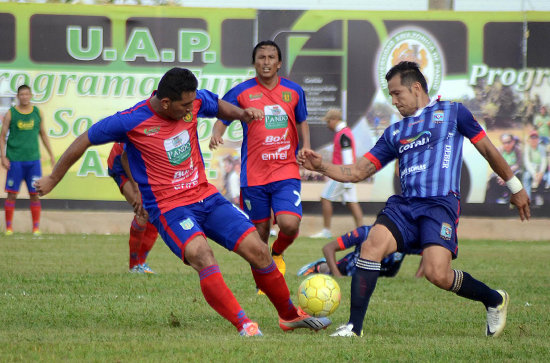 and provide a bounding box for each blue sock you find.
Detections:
[450,270,502,308]
[348,258,380,335]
